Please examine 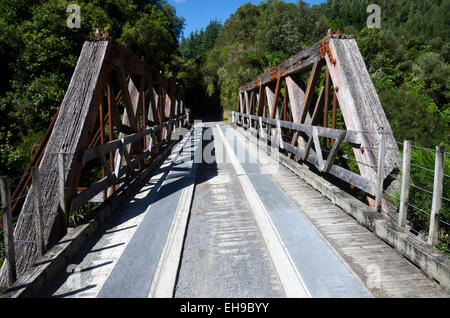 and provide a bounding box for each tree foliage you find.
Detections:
[178,0,449,147]
[175,0,449,243]
[0,0,449,257]
[0,0,184,176]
